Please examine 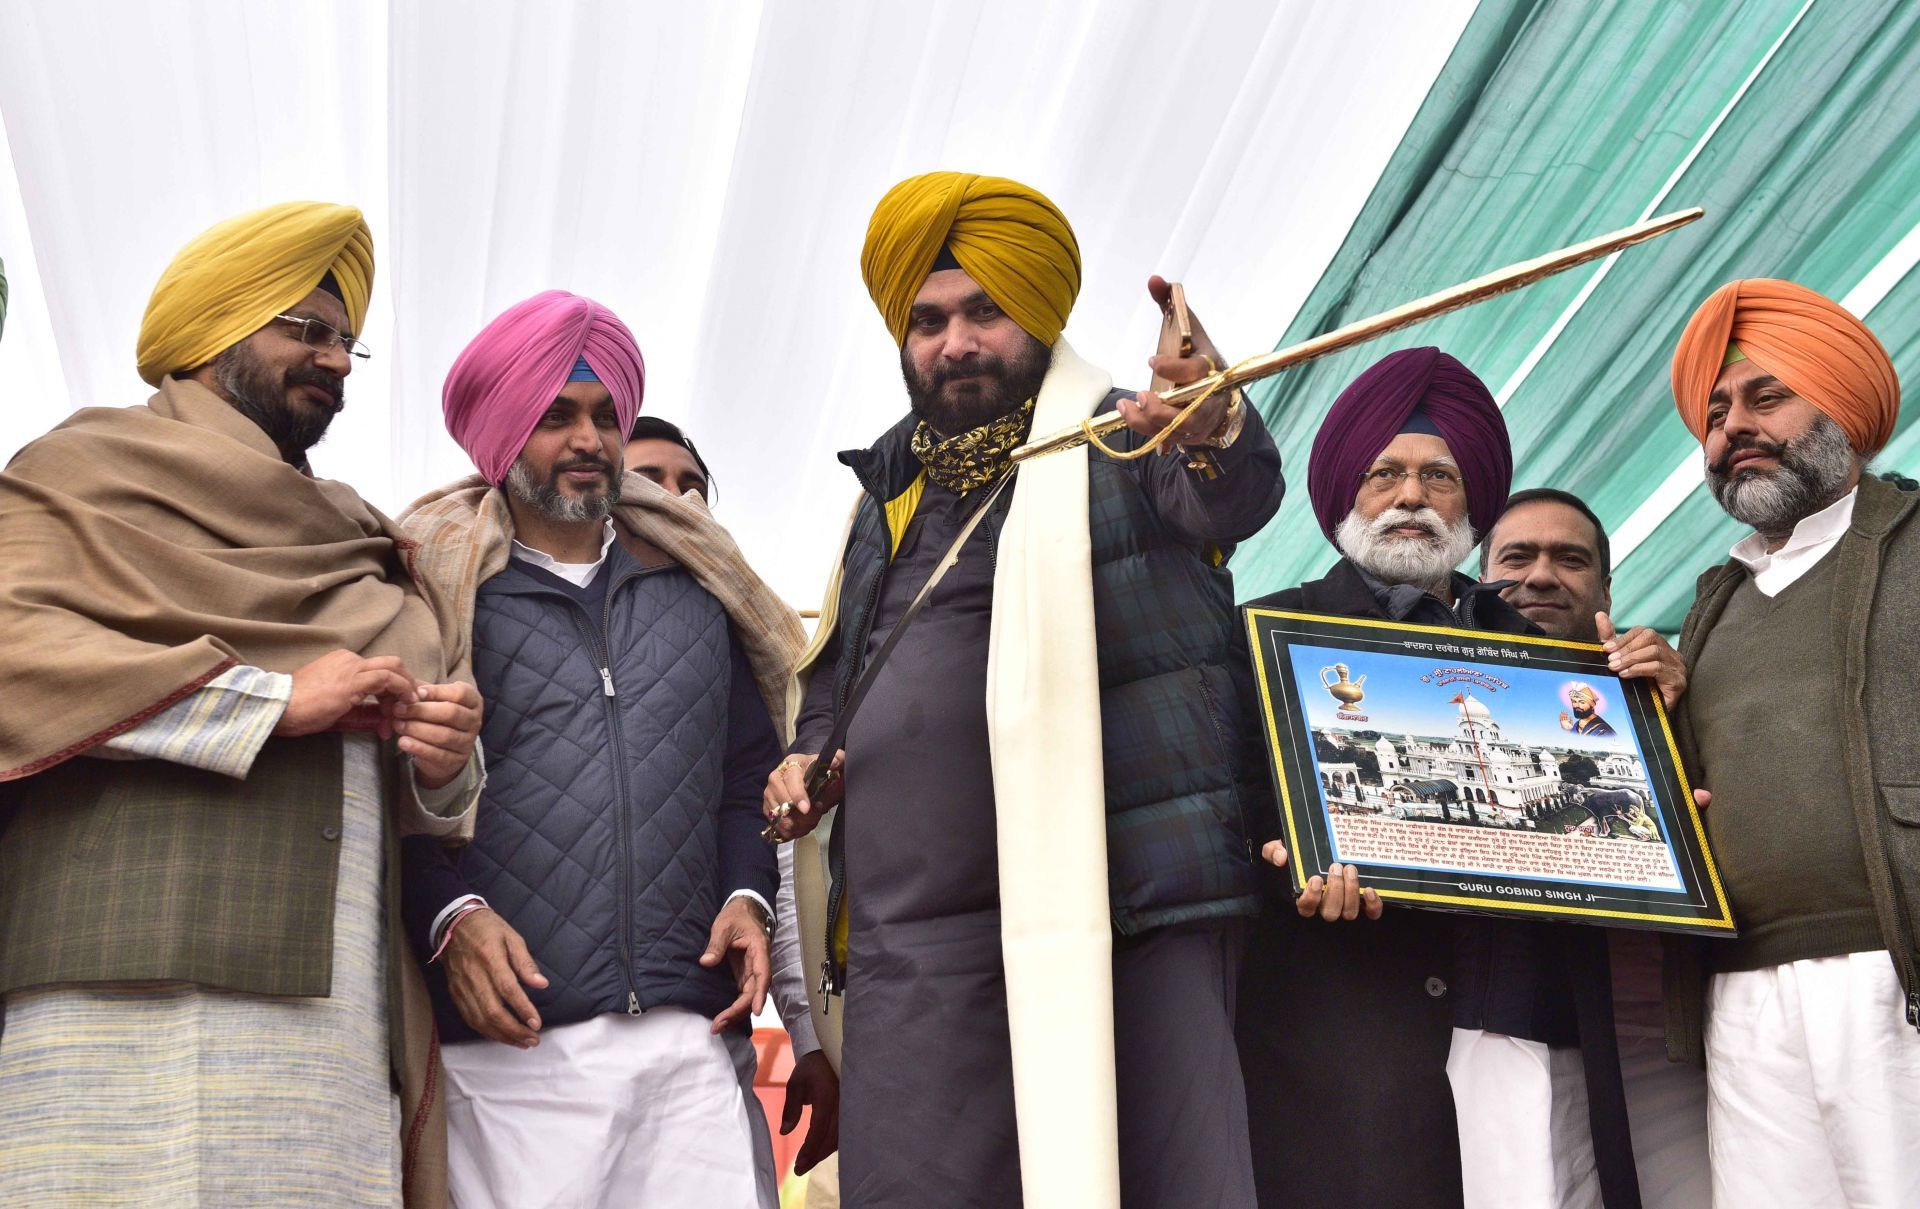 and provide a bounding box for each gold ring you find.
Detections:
[1199,353,1219,375]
